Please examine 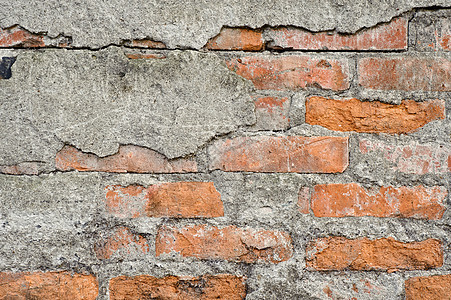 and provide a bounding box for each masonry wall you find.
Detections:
[0,2,450,299]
